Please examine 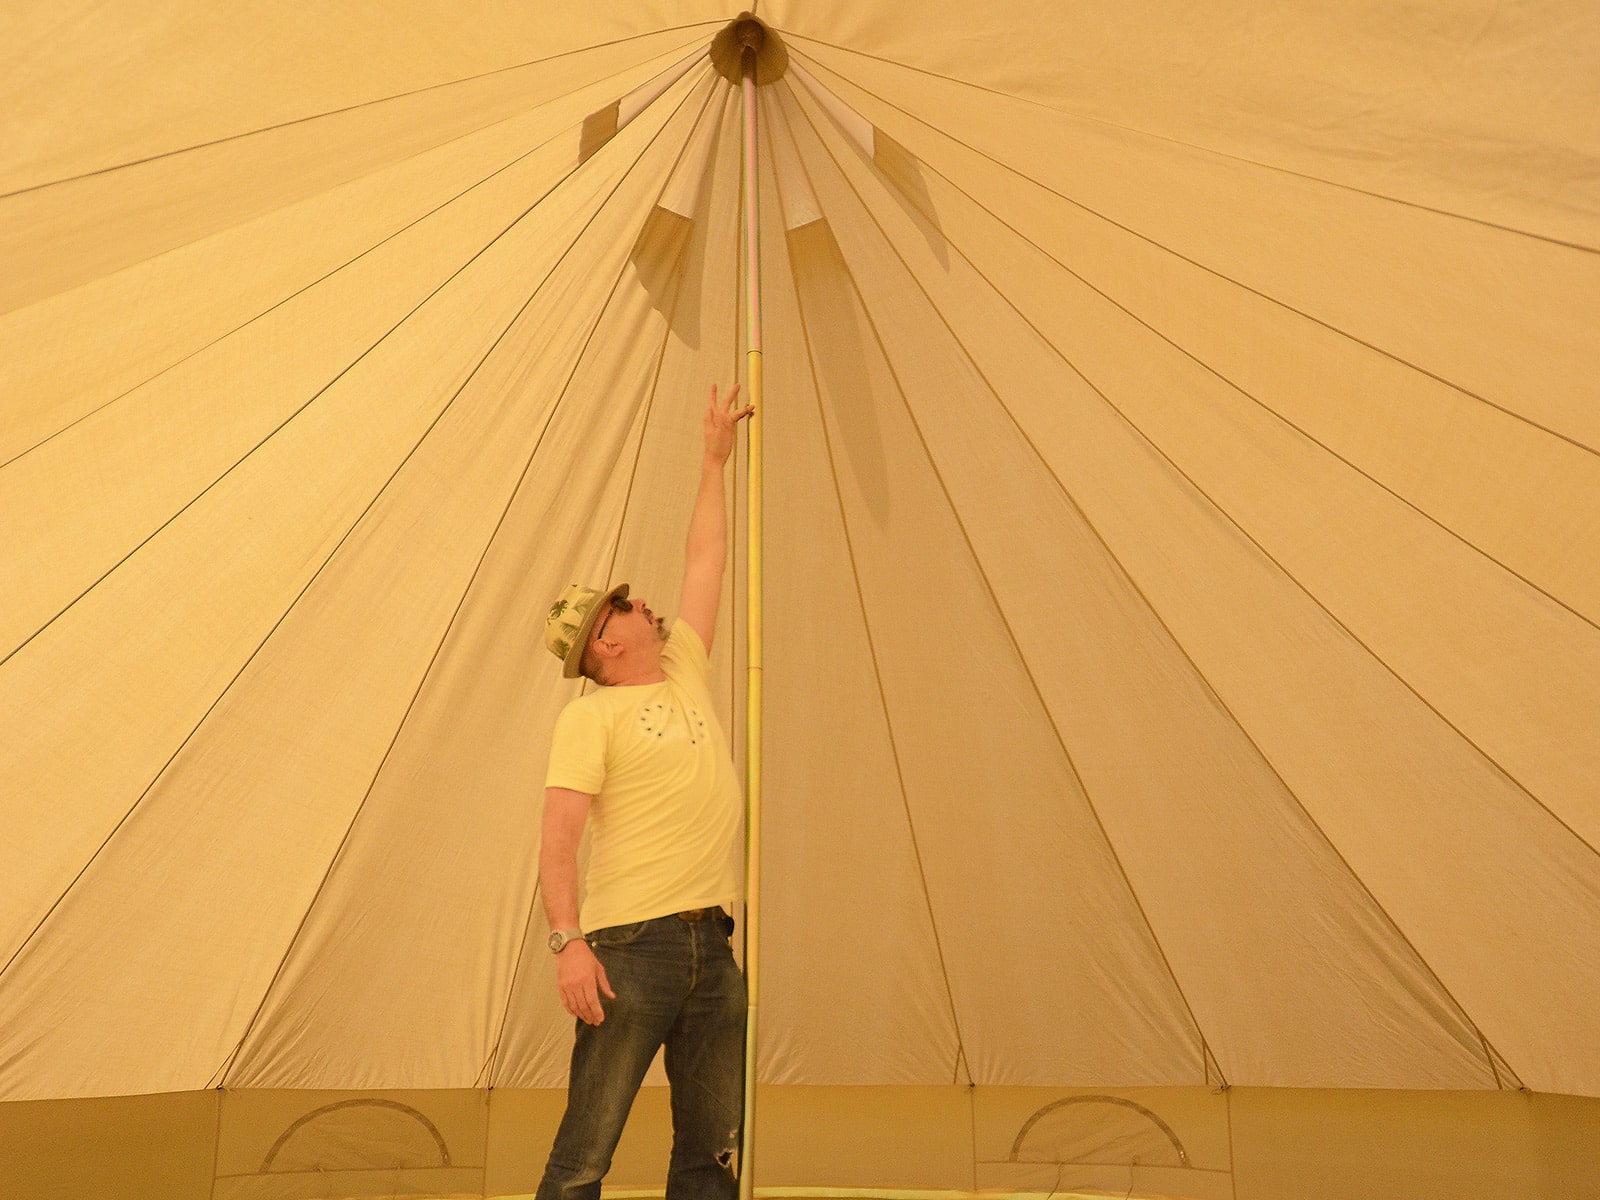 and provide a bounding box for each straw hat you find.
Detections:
[544,582,630,679]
